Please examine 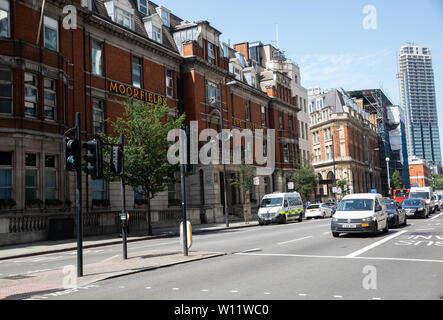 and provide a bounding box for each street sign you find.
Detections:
[337,187,342,194]
[288,182,294,190]
[333,187,337,193]
[371,189,377,194]
[253,177,260,186]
